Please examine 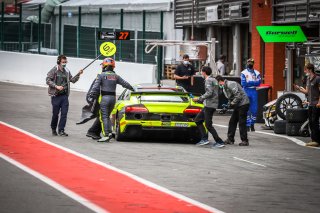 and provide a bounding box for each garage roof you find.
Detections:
[26,0,173,11]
